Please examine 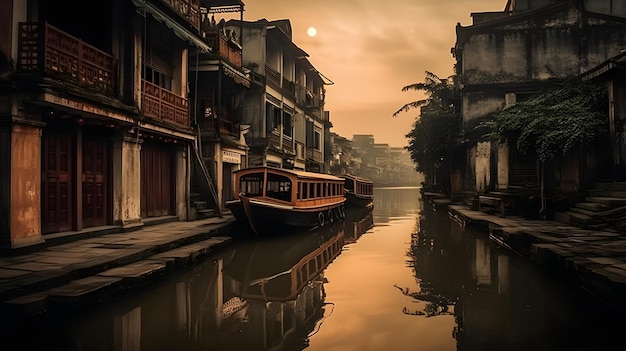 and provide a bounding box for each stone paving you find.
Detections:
[446,203,626,308]
[0,214,236,318]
